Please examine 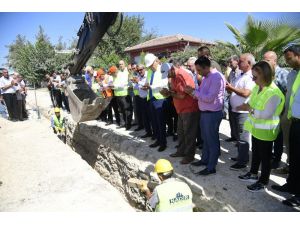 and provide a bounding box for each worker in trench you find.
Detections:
[50,107,66,143]
[140,159,193,212]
